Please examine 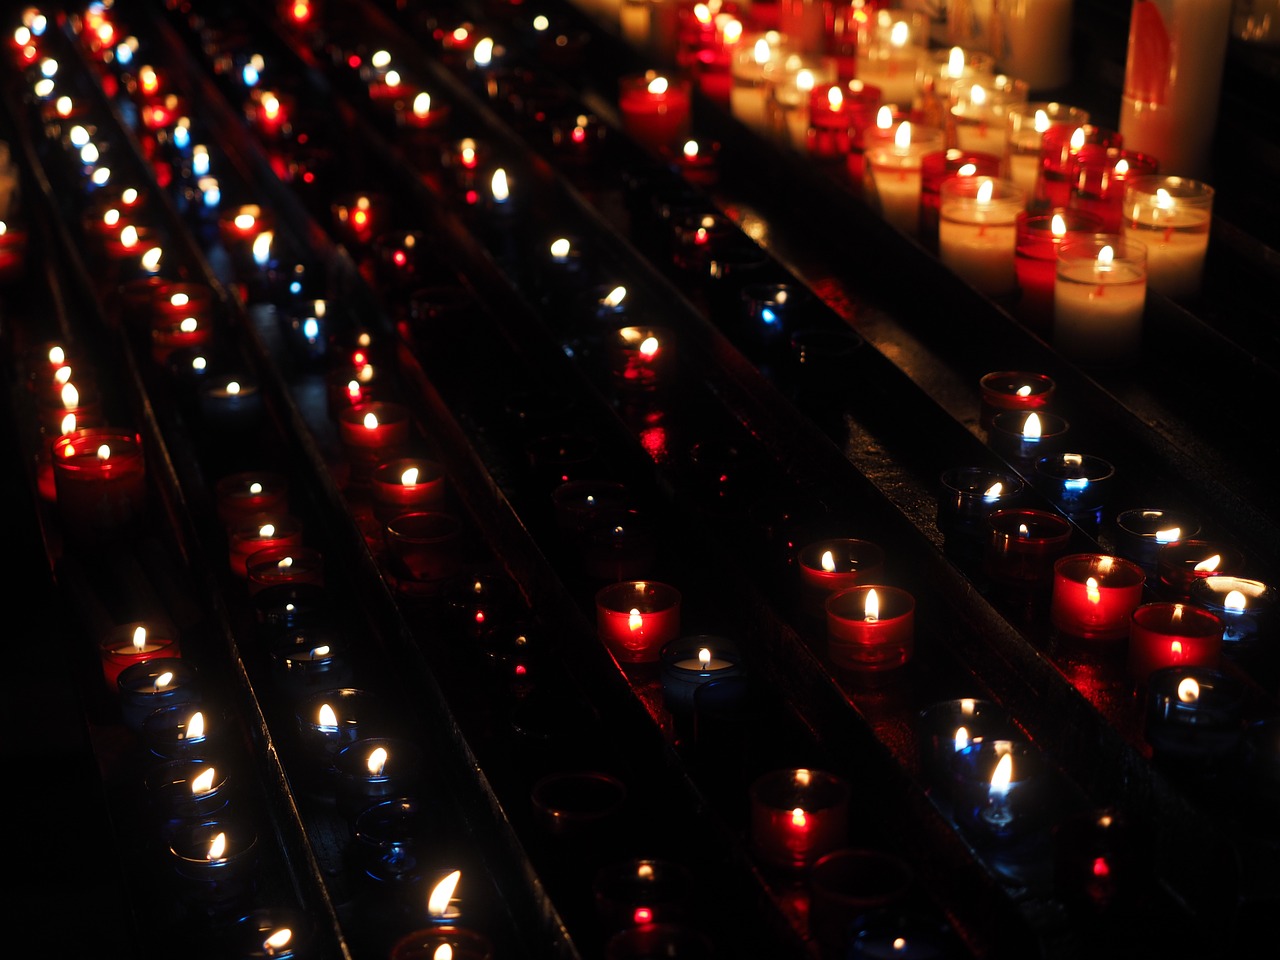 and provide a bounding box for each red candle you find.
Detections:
[246,544,325,596]
[1067,146,1159,232]
[396,91,451,131]
[612,326,672,391]
[797,538,886,616]
[371,458,447,522]
[1014,208,1103,329]
[331,193,382,246]
[384,511,463,586]
[228,515,304,577]
[977,371,1056,430]
[51,428,146,540]
[1129,602,1223,683]
[98,622,179,690]
[1038,124,1122,208]
[215,471,289,527]
[1155,540,1244,599]
[150,309,214,363]
[337,401,411,460]
[618,73,692,154]
[668,138,720,186]
[1050,554,1146,641]
[749,768,850,871]
[983,509,1073,586]
[596,581,682,664]
[825,585,914,671]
